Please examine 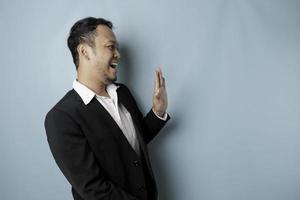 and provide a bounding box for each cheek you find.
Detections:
[92,57,107,68]
[90,51,112,67]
